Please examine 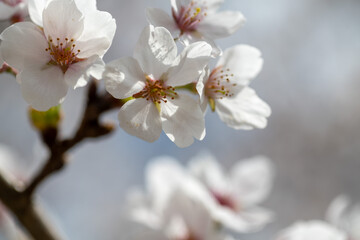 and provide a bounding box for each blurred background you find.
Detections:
[0,0,360,239]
